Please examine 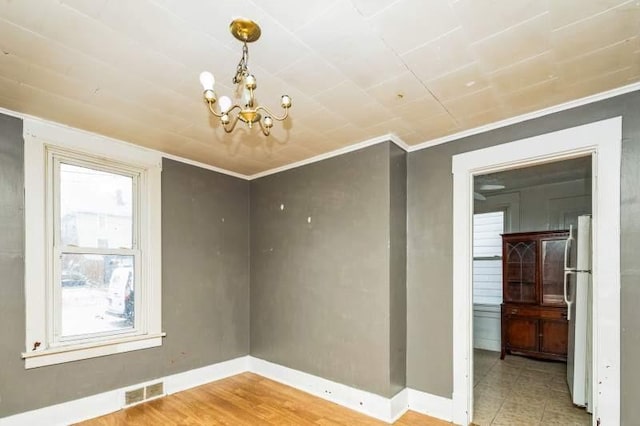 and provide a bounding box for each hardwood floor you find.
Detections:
[77,373,450,425]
